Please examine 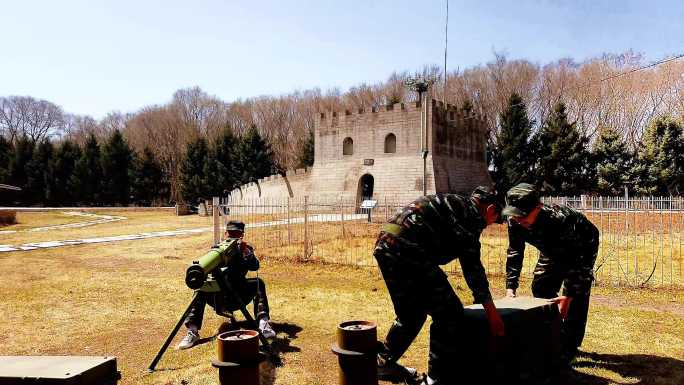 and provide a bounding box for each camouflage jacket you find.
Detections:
[385,194,492,304]
[225,241,259,284]
[506,204,600,293]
